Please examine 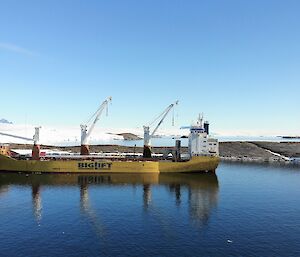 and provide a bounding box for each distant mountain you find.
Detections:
[0,118,13,124]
